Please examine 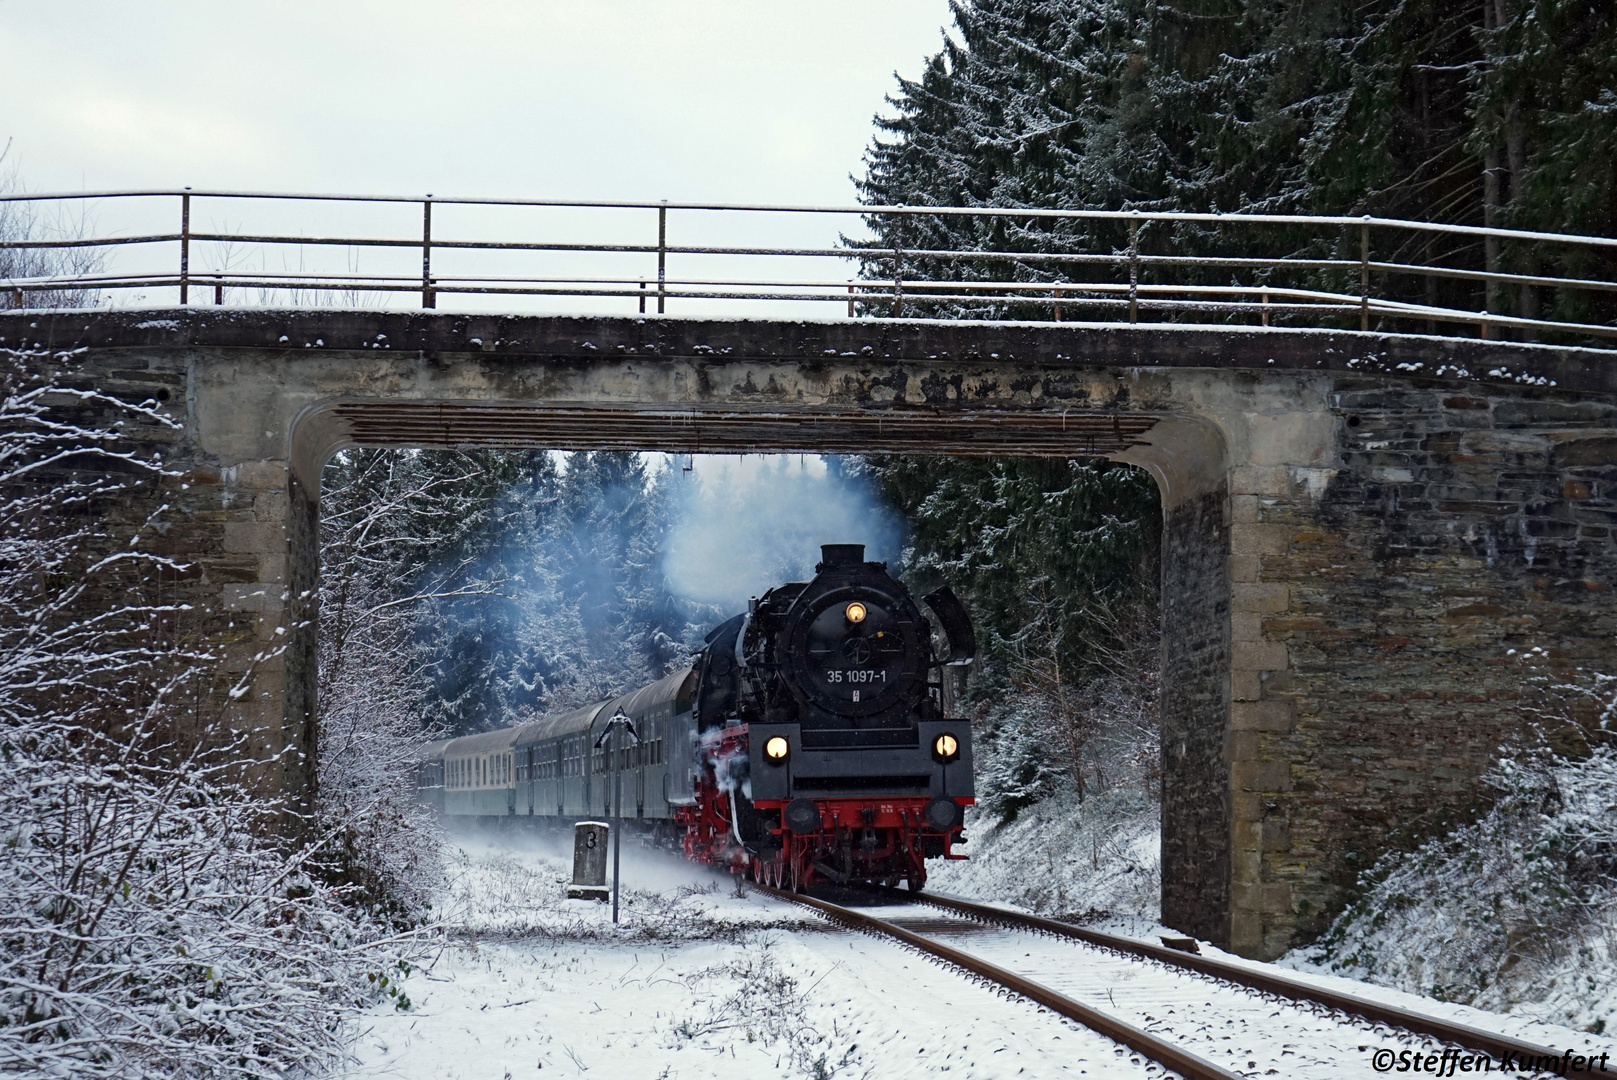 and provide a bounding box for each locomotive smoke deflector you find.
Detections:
[923,586,977,666]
